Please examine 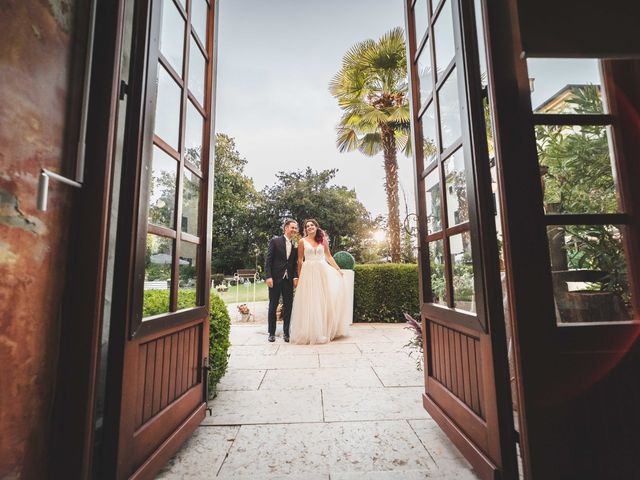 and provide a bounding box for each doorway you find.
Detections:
[74,0,640,479]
